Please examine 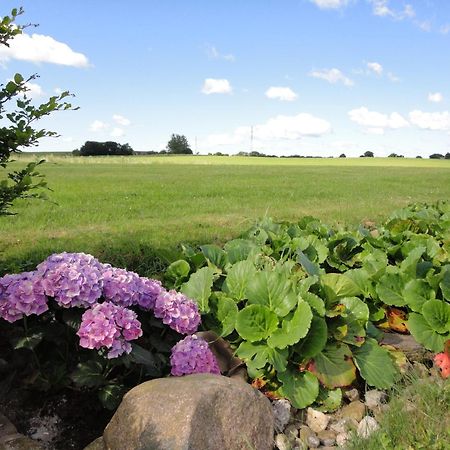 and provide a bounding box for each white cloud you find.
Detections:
[54,87,63,95]
[367,61,383,75]
[113,114,131,126]
[310,0,351,9]
[0,33,89,67]
[416,20,432,32]
[201,78,232,94]
[310,68,354,86]
[348,107,409,132]
[369,1,415,20]
[440,24,450,35]
[205,45,235,62]
[25,81,44,98]
[265,86,298,102]
[428,92,443,103]
[110,127,125,138]
[89,120,109,132]
[387,72,400,82]
[409,110,450,131]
